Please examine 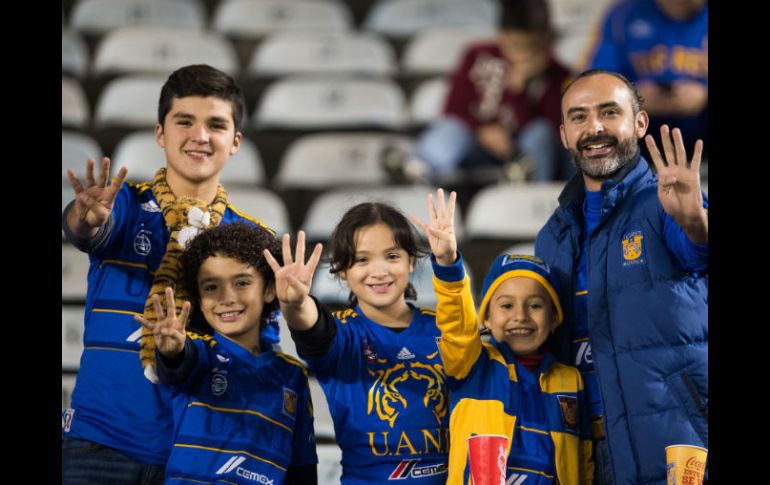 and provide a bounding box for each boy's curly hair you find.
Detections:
[180,222,282,335]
